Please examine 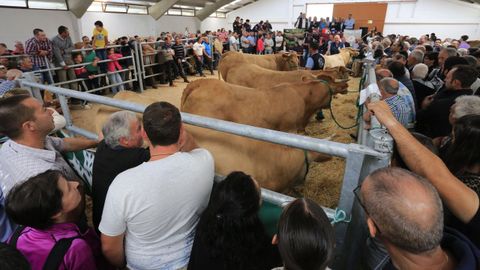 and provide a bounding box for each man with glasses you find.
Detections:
[355,167,479,269]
